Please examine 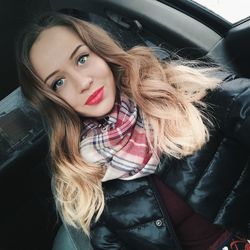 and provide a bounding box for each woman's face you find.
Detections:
[30,25,116,118]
